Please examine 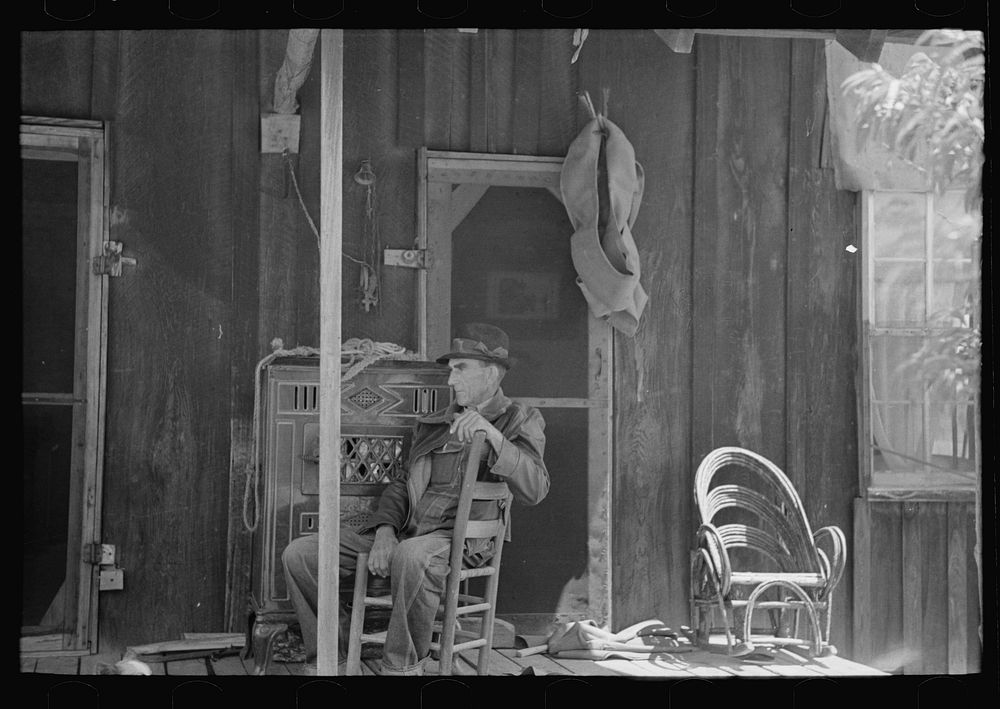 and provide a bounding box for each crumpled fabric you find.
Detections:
[544,619,691,661]
[560,114,648,337]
